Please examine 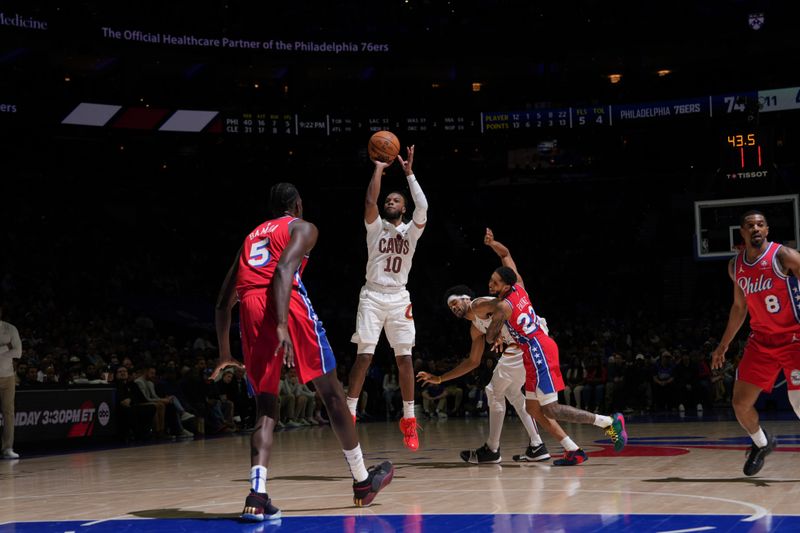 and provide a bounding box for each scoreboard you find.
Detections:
[223,112,480,137]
